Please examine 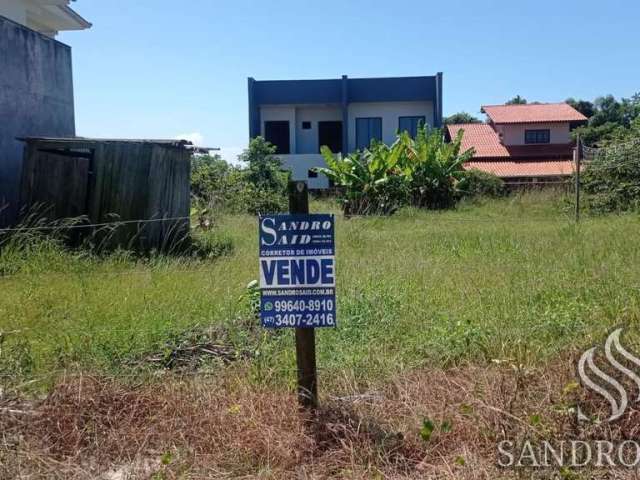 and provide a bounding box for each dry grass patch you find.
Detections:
[4,357,640,478]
